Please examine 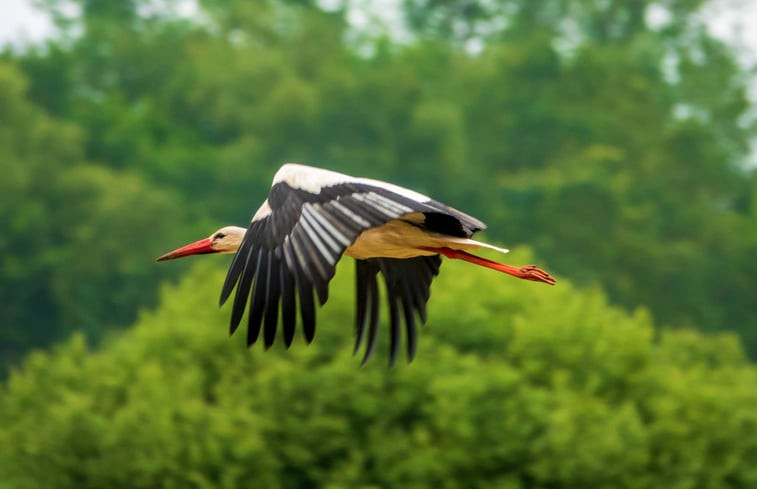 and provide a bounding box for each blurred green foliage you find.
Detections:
[2,0,757,483]
[2,255,756,488]
[0,60,189,364]
[1,0,756,368]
